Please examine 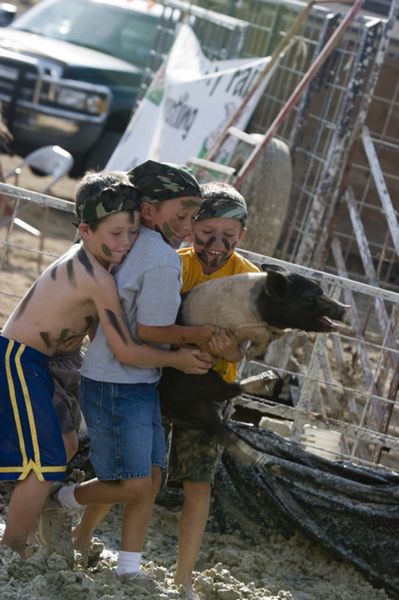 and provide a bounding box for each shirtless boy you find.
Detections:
[0,169,211,557]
